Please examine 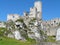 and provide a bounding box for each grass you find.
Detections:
[0,37,36,45]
